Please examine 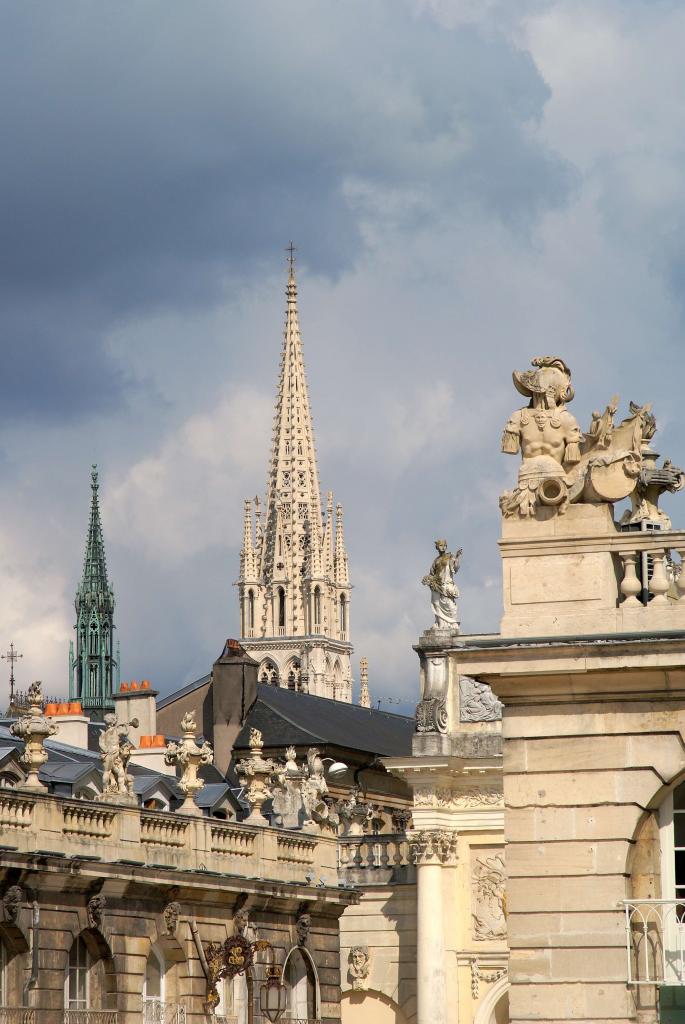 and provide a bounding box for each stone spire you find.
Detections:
[359,657,371,708]
[238,252,353,700]
[69,466,119,716]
